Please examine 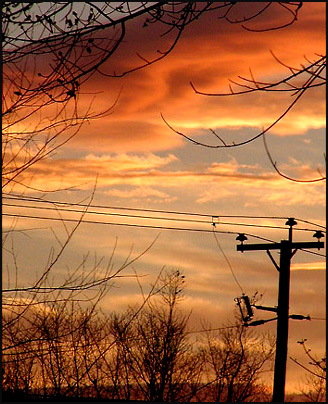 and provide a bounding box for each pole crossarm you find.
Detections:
[237,241,324,252]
